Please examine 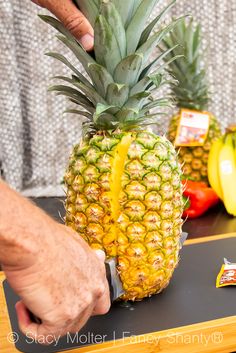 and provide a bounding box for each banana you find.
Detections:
[208,137,224,199]
[219,133,236,216]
